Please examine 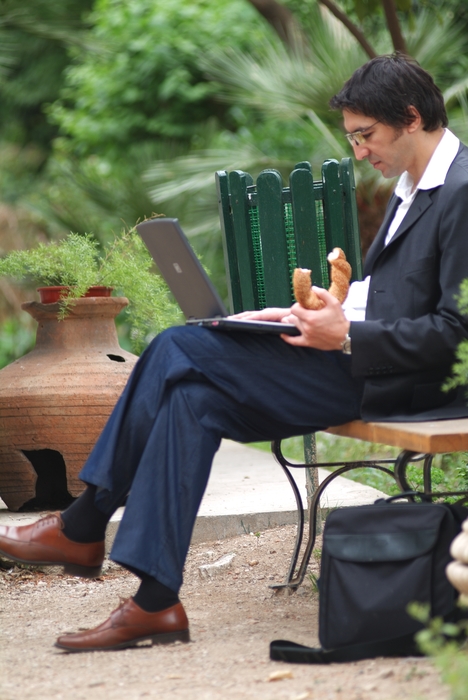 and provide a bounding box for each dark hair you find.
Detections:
[329,54,447,131]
